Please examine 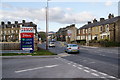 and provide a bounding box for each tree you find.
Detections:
[38,32,46,42]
